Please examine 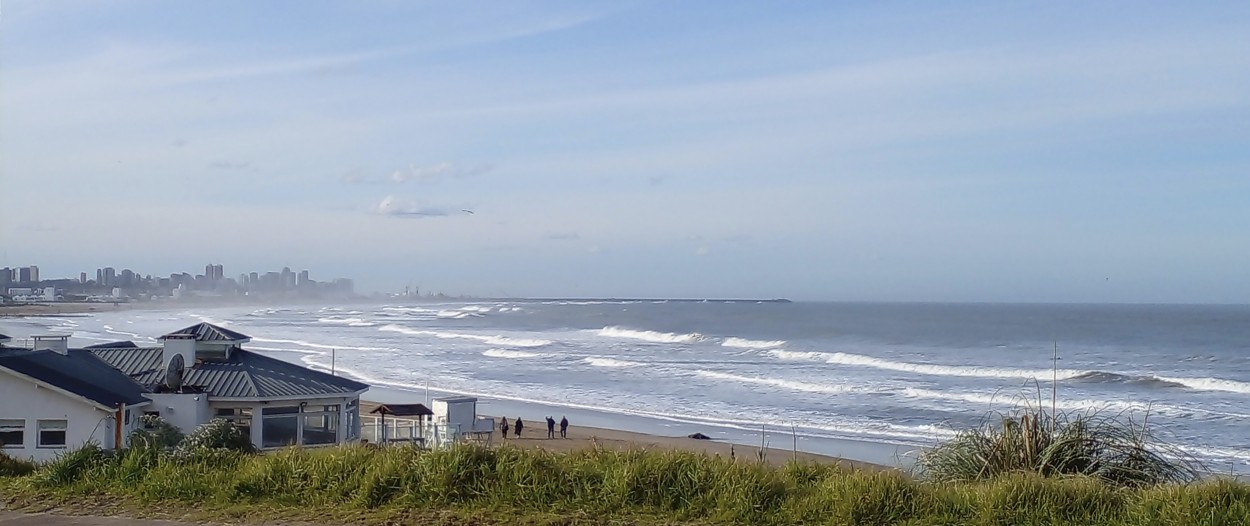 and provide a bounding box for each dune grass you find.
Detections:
[916,407,1202,488]
[3,442,1248,526]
